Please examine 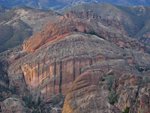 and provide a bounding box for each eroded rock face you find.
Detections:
[62,60,150,113]
[8,33,150,113]
[2,4,150,113]
[9,28,150,99]
[10,33,127,100]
